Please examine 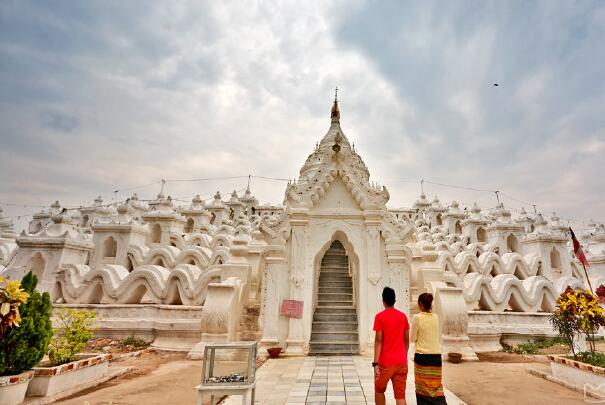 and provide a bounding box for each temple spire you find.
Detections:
[331,87,340,124]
